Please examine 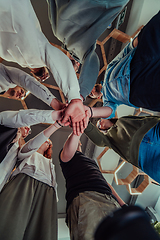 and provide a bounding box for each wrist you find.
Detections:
[80,94,84,102]
[88,106,93,118]
[56,120,64,127]
[70,98,82,104]
[50,98,60,110]
[54,121,62,129]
